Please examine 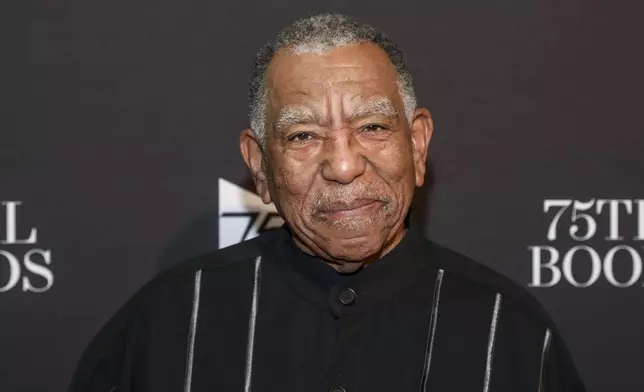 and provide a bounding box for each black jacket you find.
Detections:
[69,227,586,392]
